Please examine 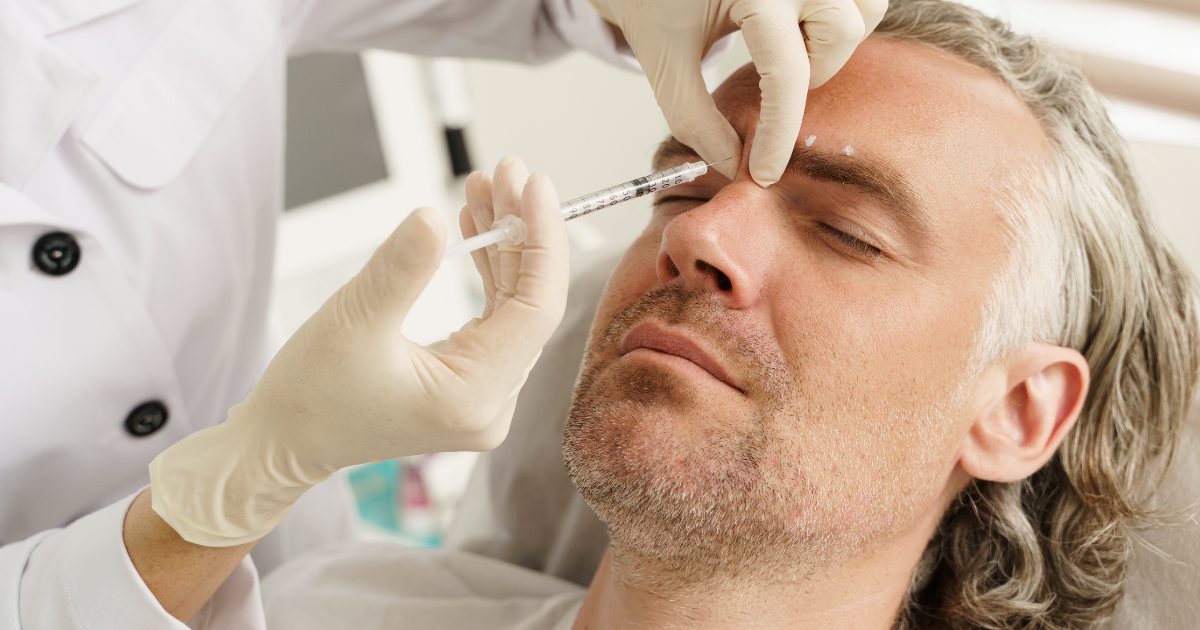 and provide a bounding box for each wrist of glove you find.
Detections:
[150,157,568,547]
[148,393,334,547]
